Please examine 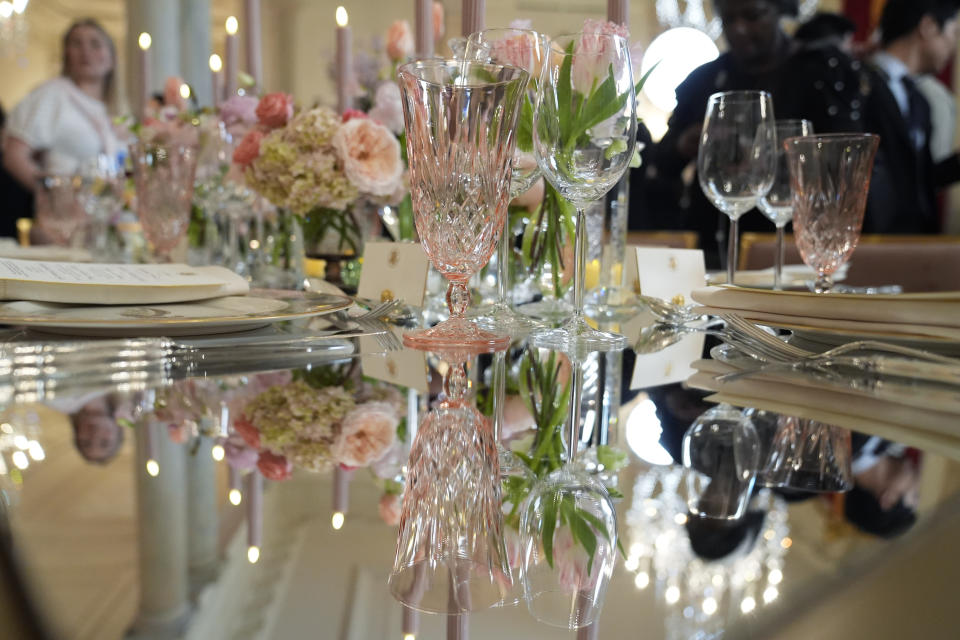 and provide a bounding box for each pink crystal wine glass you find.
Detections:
[133,142,198,262]
[784,134,880,293]
[397,59,529,350]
